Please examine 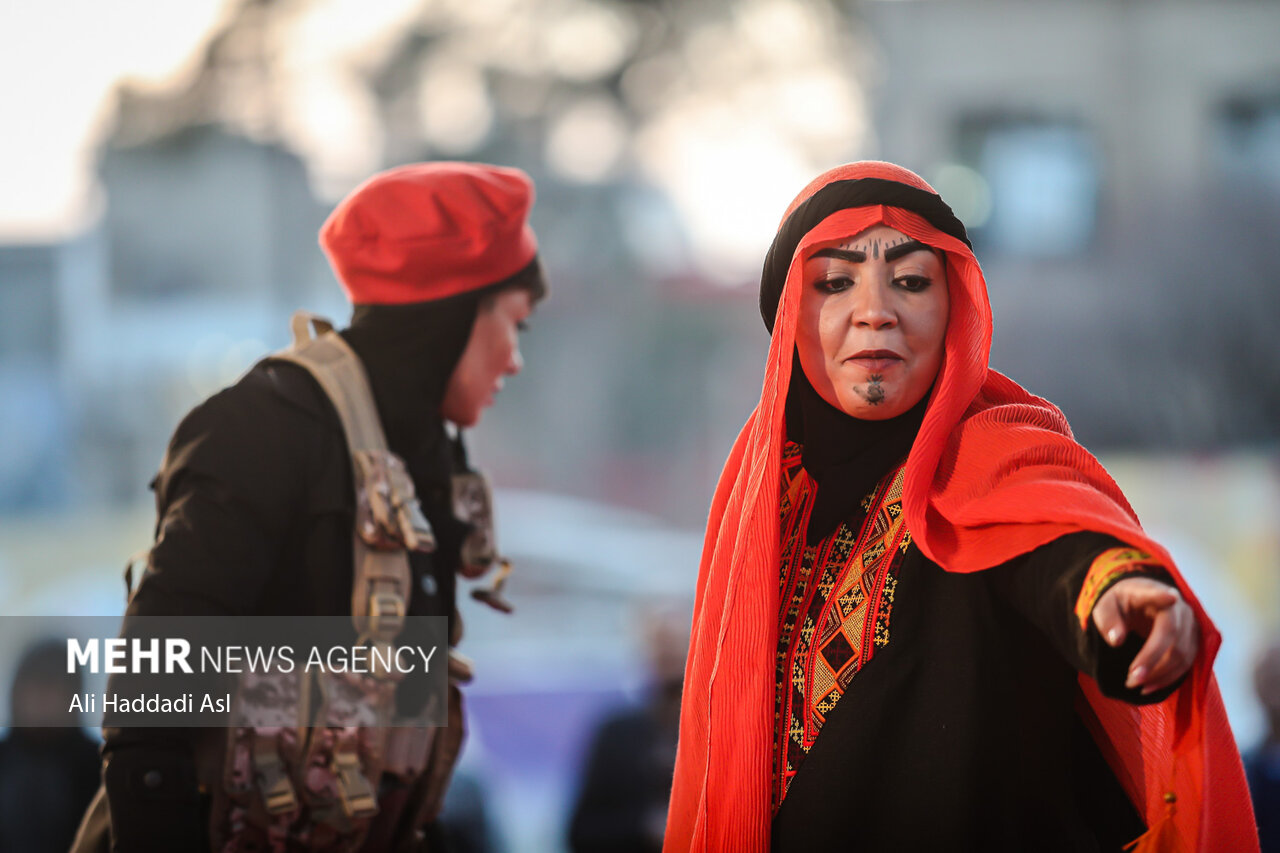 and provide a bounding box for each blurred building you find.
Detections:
[0,244,72,510]
[0,6,333,508]
[83,122,328,504]
[857,0,1280,449]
